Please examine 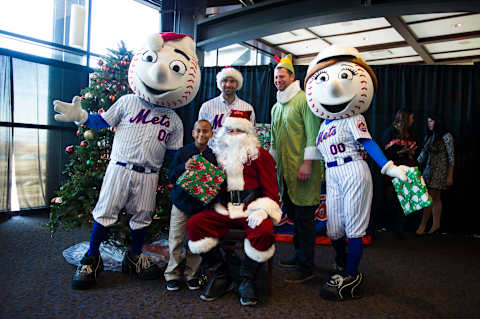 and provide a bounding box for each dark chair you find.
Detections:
[220,228,273,297]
